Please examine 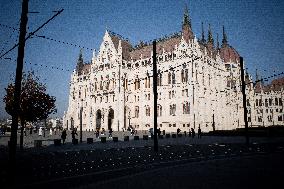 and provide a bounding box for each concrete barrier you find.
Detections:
[143,135,148,140]
[87,138,93,144]
[124,136,129,141]
[113,137,118,142]
[34,140,42,147]
[101,137,106,143]
[72,139,78,145]
[53,139,61,146]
